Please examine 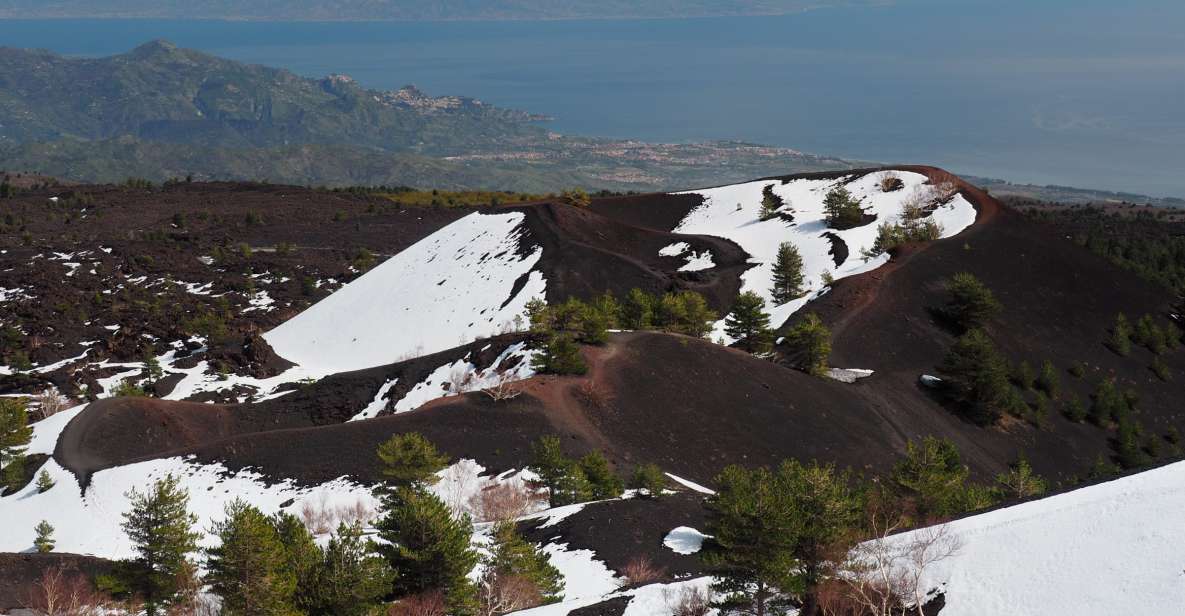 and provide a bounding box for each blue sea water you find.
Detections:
[2,0,1183,196]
